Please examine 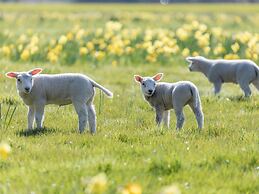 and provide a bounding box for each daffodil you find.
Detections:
[2,46,11,57]
[121,183,142,194]
[20,49,30,61]
[82,173,108,194]
[0,142,11,160]
[58,35,67,45]
[80,47,88,56]
[182,48,190,57]
[231,42,240,53]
